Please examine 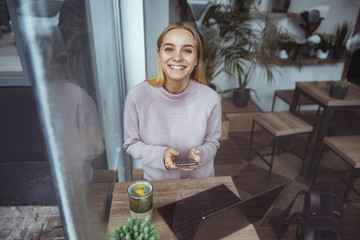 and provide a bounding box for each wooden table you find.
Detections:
[107,176,260,240]
[290,81,360,179]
